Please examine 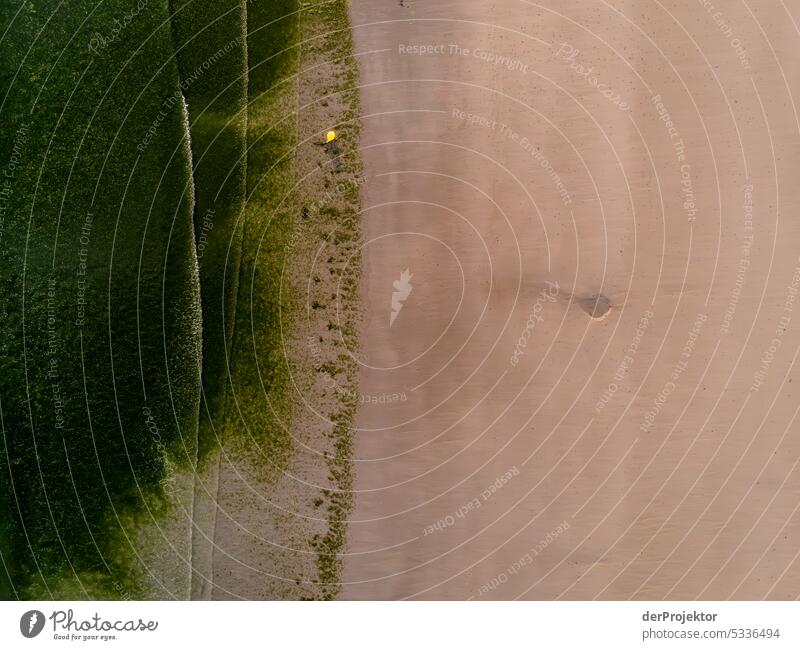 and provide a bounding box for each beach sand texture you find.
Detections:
[342,0,800,599]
